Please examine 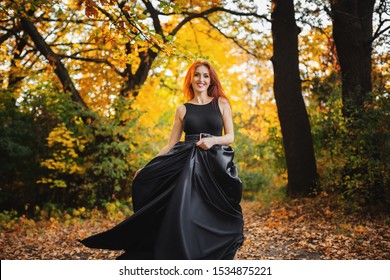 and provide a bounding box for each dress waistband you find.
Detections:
[185,133,213,142]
